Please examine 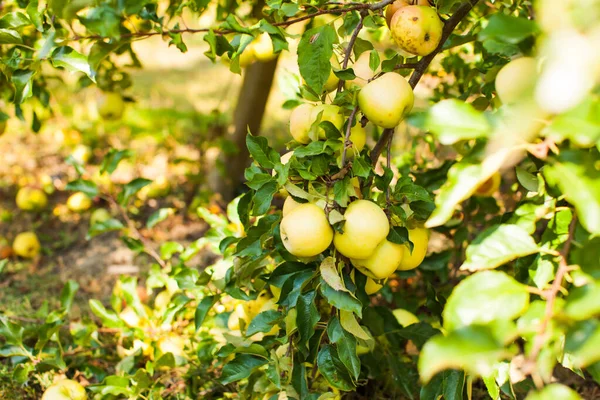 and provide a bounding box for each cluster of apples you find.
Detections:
[386,0,444,57]
[280,198,430,293]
